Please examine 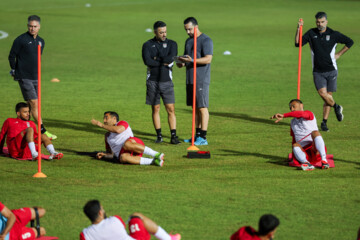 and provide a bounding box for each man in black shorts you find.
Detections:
[8,15,57,140]
[295,12,354,131]
[177,17,213,146]
[142,21,180,144]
